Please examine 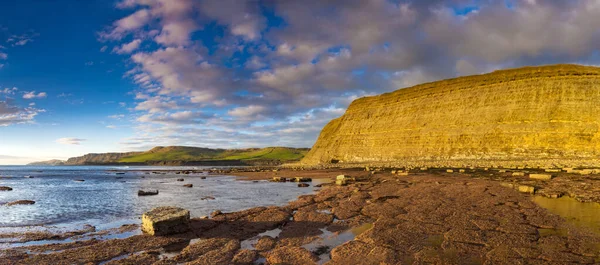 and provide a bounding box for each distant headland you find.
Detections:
[28,146,309,166]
